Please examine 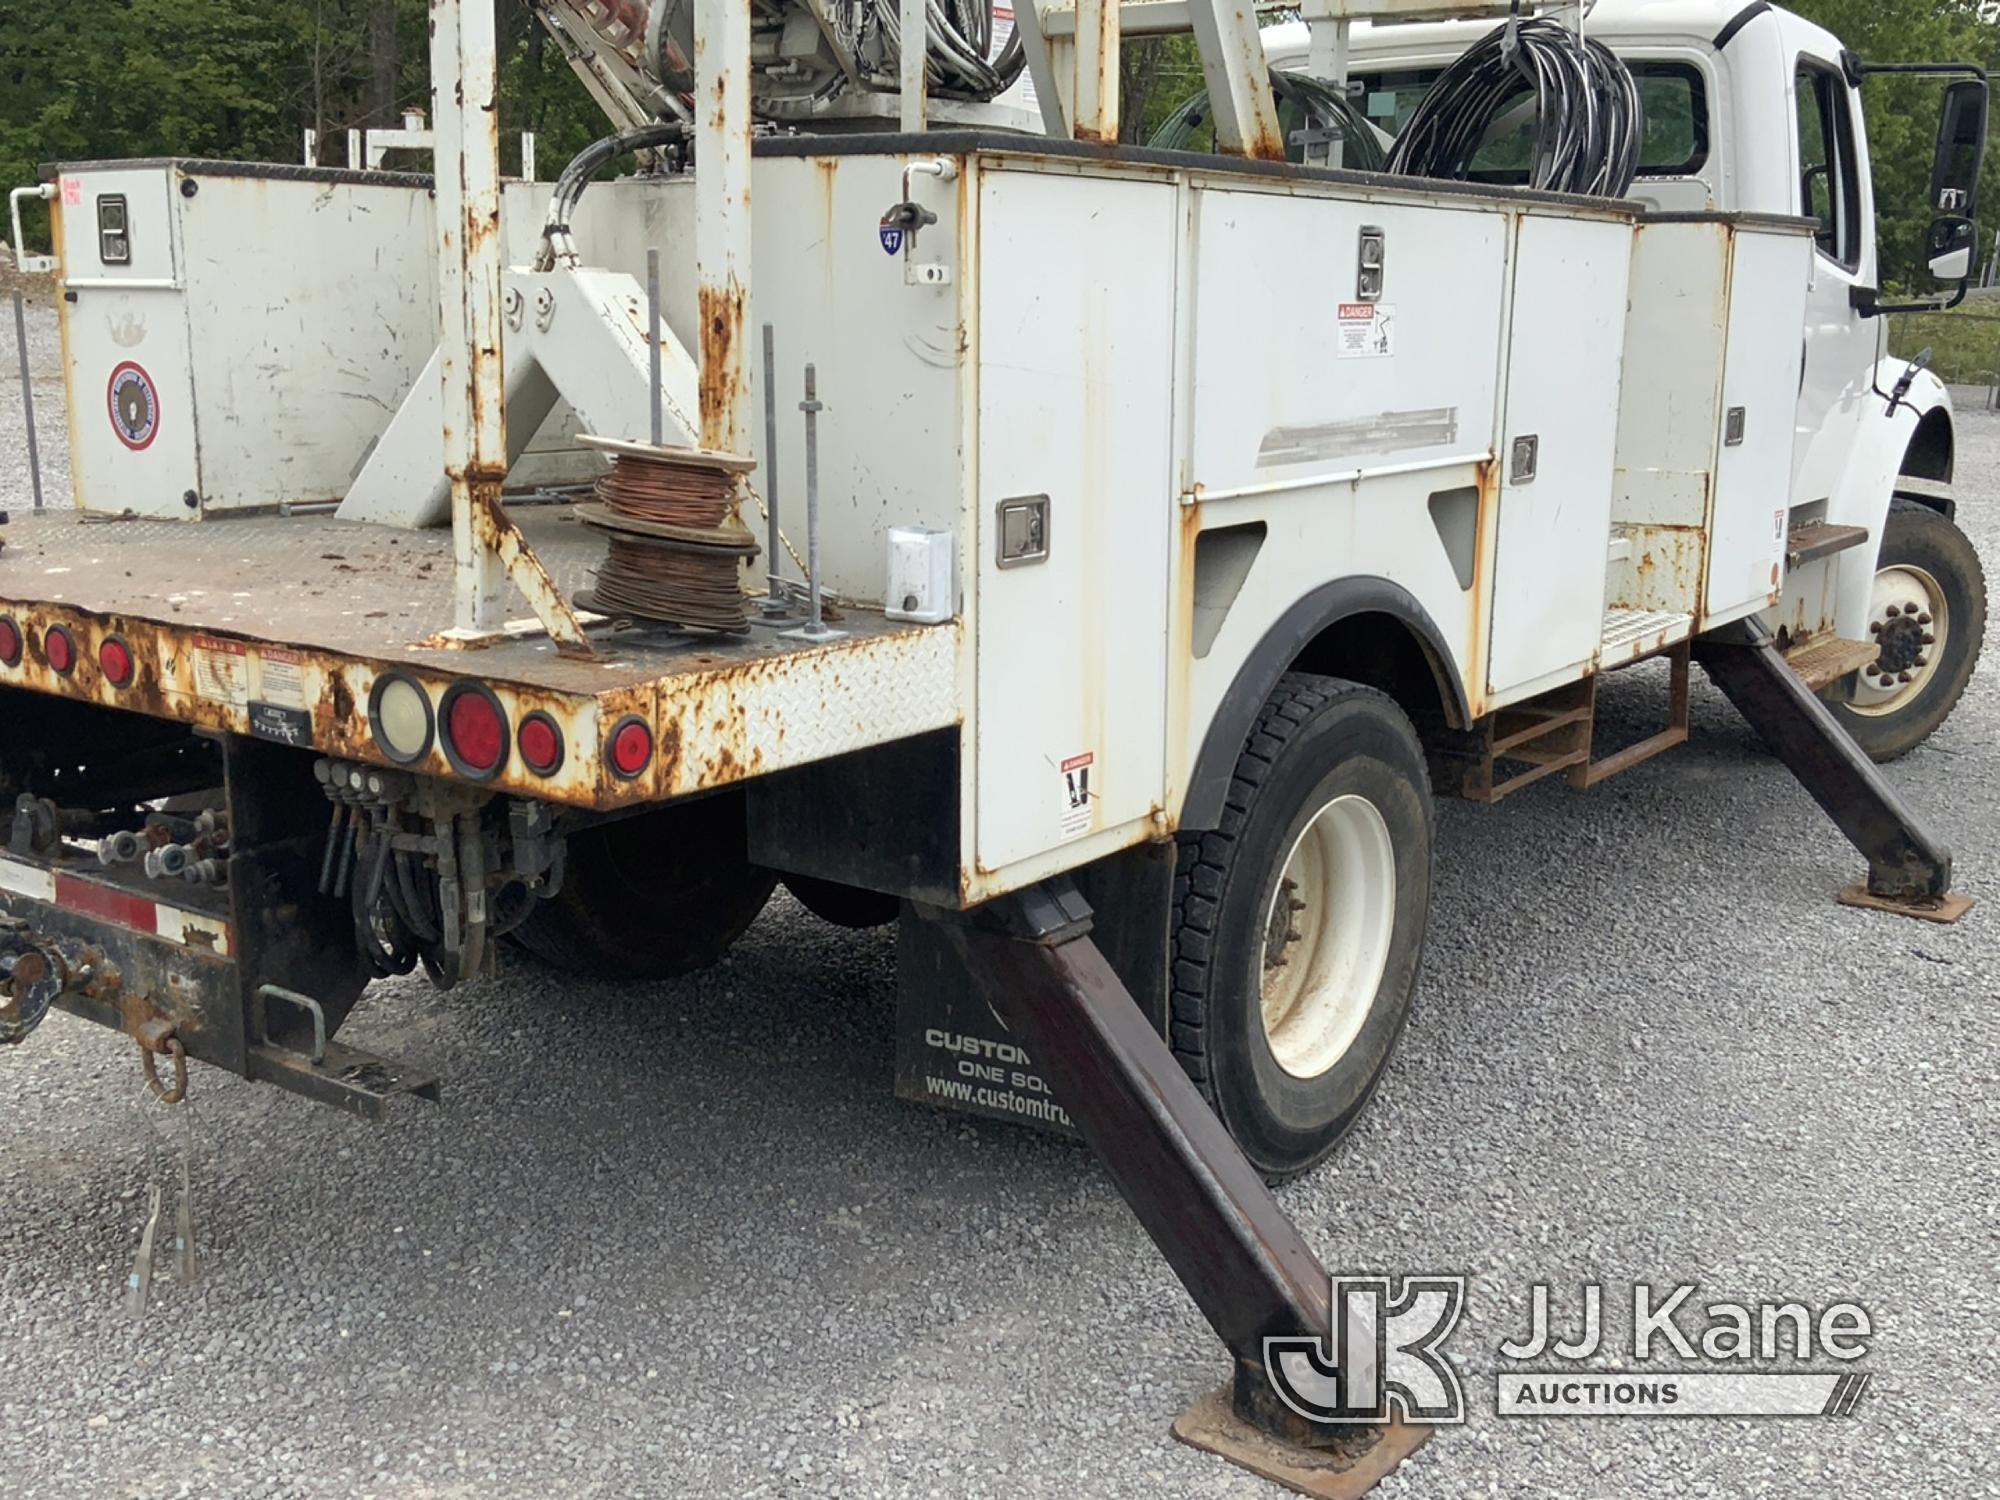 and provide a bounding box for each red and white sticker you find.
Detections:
[257,647,307,710]
[1058,752,1095,840]
[107,361,160,450]
[1336,302,1395,359]
[191,635,248,706]
[61,176,82,207]
[0,856,232,956]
